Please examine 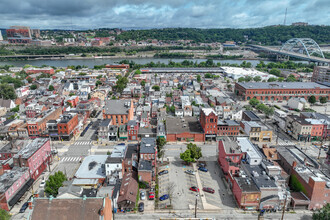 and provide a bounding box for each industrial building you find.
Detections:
[312,66,330,87]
